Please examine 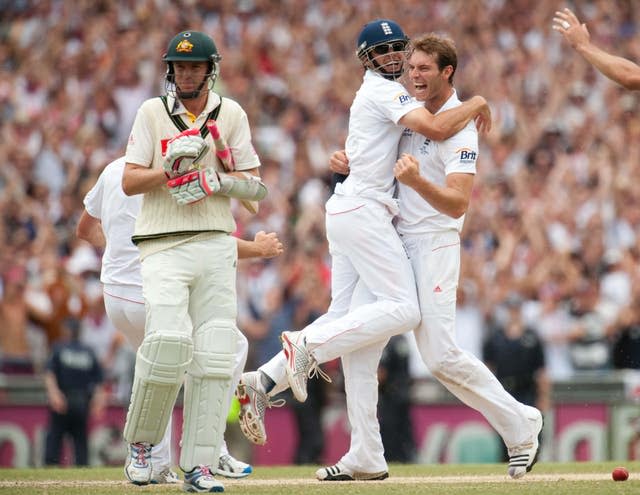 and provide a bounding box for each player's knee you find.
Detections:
[189,320,237,379]
[399,302,421,330]
[428,348,473,383]
[136,331,194,384]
